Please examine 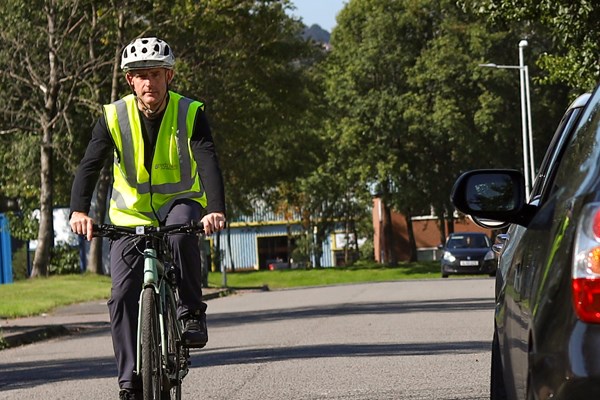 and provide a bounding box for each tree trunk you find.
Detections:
[31,8,59,278]
[383,201,397,266]
[439,214,447,244]
[31,126,54,277]
[87,9,123,275]
[405,213,417,262]
[352,220,359,254]
[87,162,111,274]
